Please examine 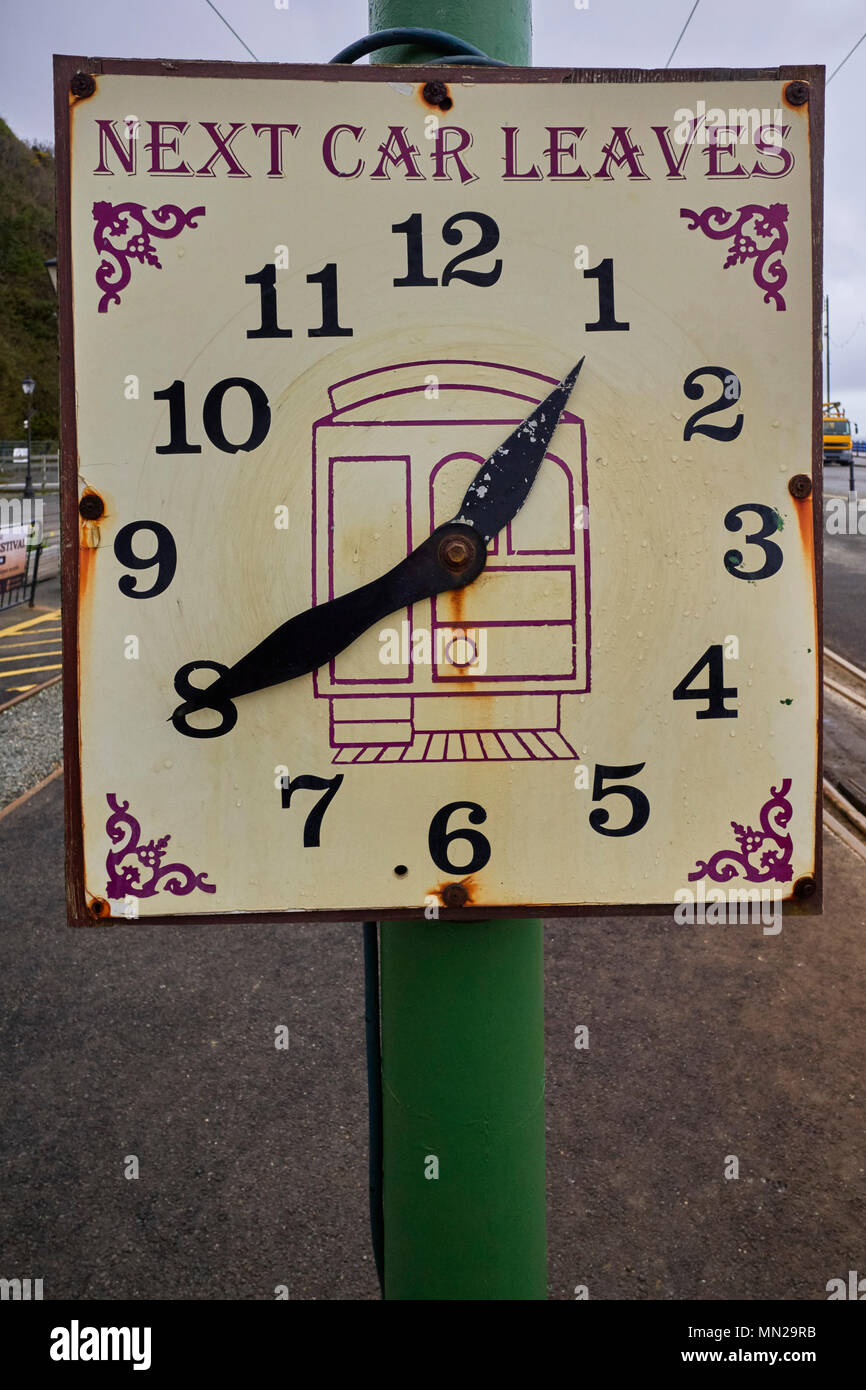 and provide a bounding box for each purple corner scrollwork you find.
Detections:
[680,203,789,310]
[92,201,205,313]
[105,793,216,900]
[688,779,794,885]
